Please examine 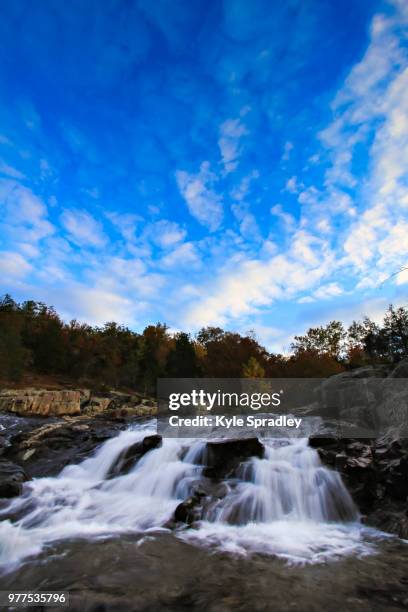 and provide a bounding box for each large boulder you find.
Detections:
[0,389,88,416]
[107,435,162,478]
[0,460,29,498]
[204,437,264,479]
